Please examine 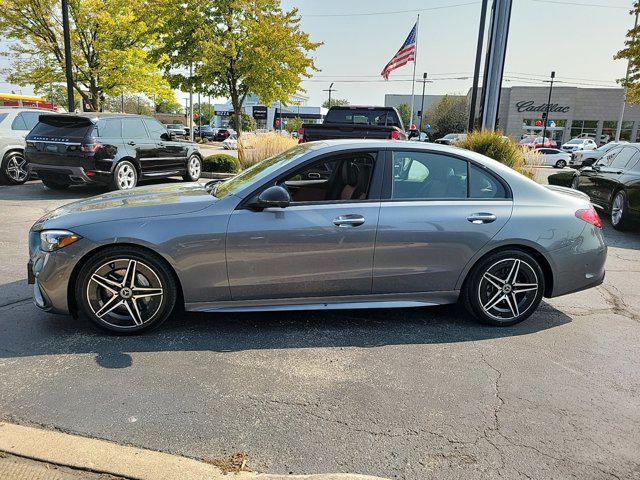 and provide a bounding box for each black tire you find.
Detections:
[42,179,70,190]
[183,154,202,181]
[570,176,580,190]
[75,246,177,334]
[611,190,632,231]
[555,159,567,169]
[463,249,545,327]
[0,151,29,185]
[110,160,138,191]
